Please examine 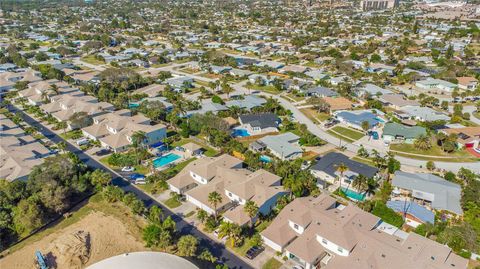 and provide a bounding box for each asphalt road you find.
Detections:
[8,105,253,269]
